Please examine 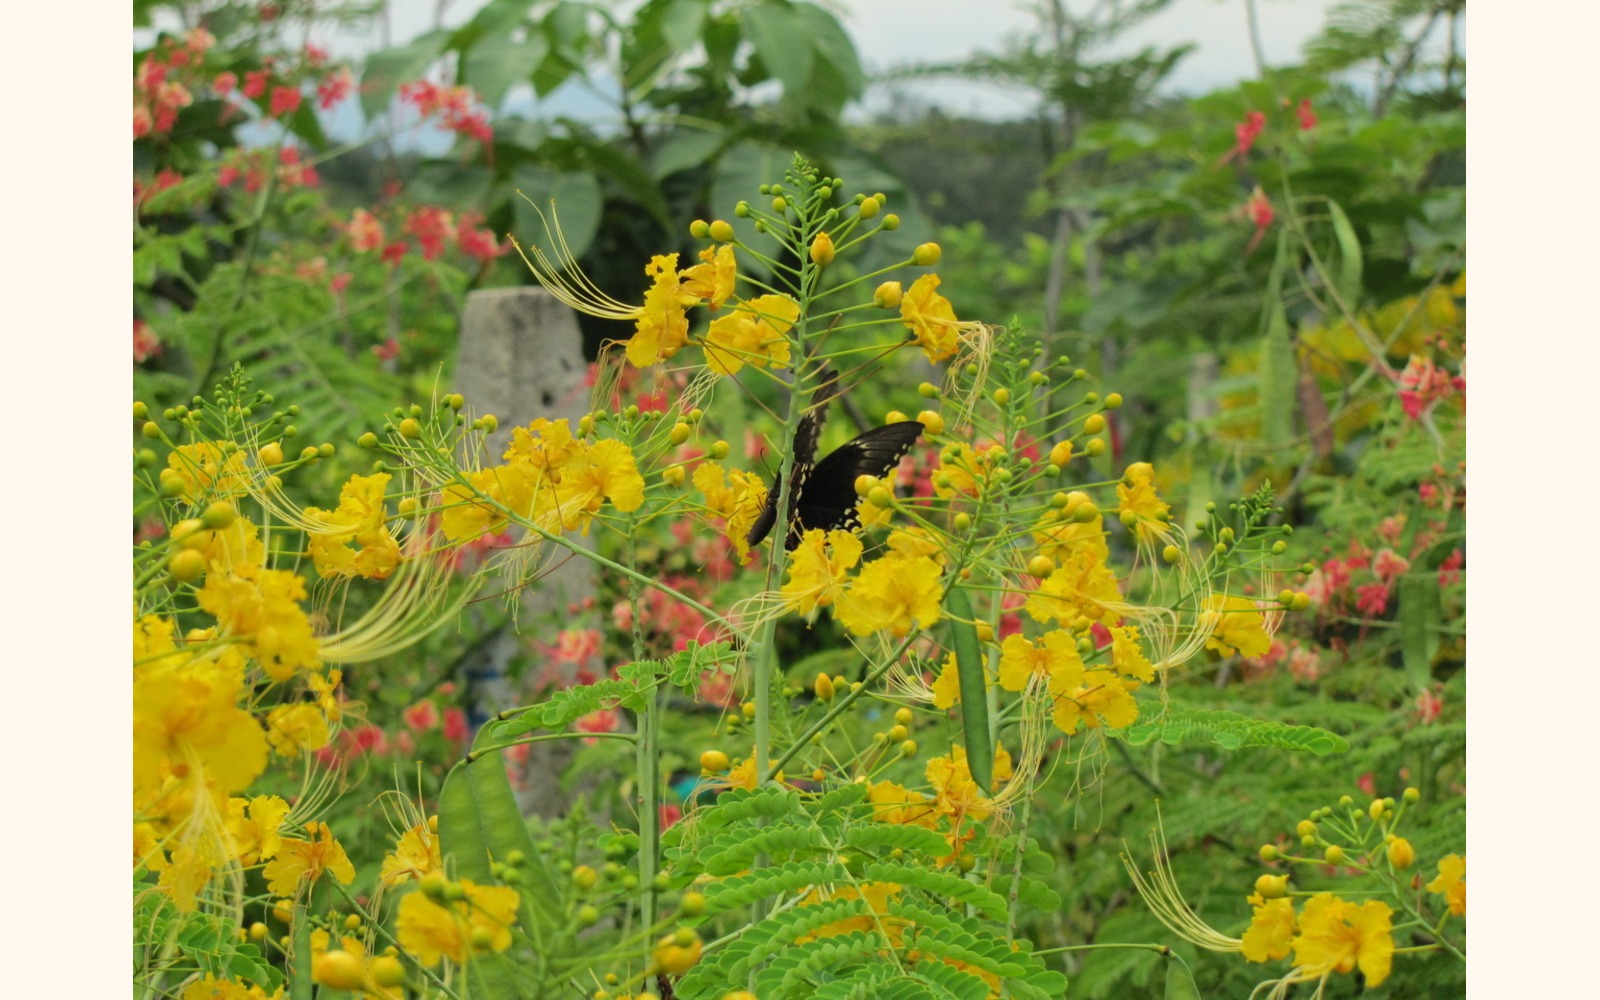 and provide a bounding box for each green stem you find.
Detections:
[769,632,920,779]
[468,731,636,758]
[332,881,460,999]
[628,511,661,933]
